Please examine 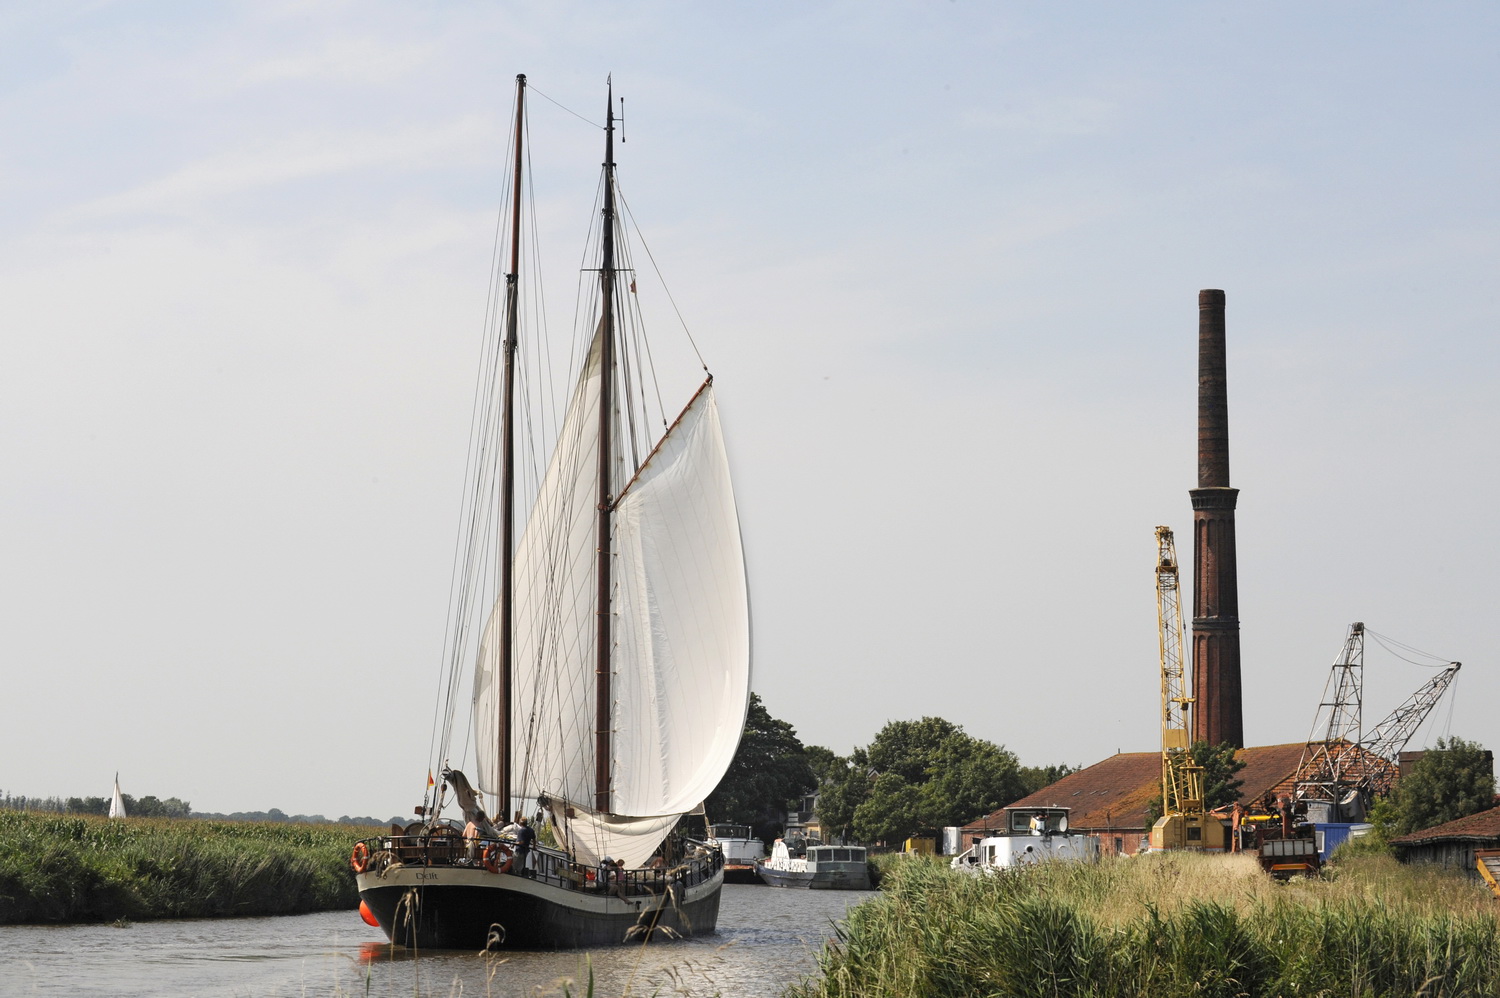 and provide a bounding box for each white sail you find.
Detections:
[109,774,126,819]
[475,327,607,804]
[610,384,750,818]
[473,333,751,868]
